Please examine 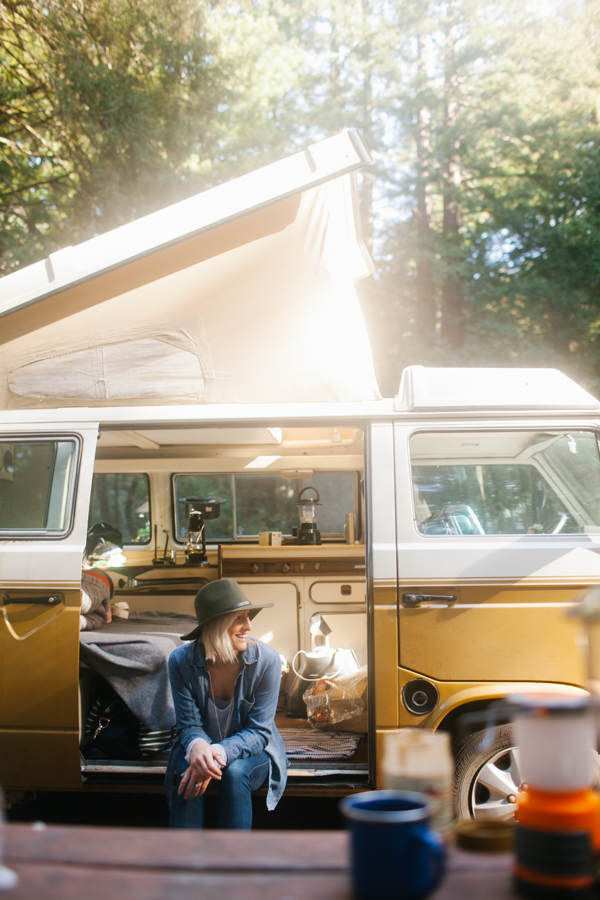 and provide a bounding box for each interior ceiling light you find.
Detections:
[244,456,281,469]
[280,468,314,479]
